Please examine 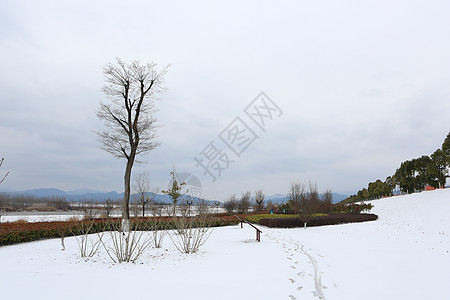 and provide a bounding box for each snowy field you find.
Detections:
[1,211,85,223]
[1,207,226,223]
[0,189,449,300]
